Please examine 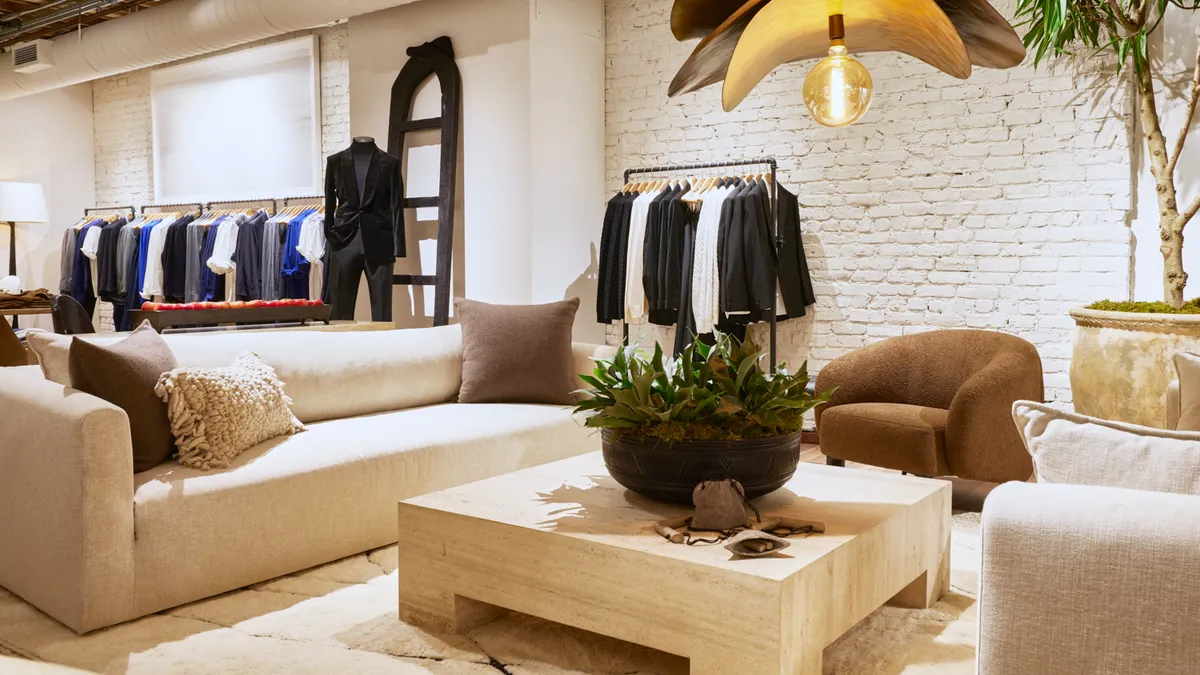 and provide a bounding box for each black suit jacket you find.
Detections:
[325,145,406,263]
